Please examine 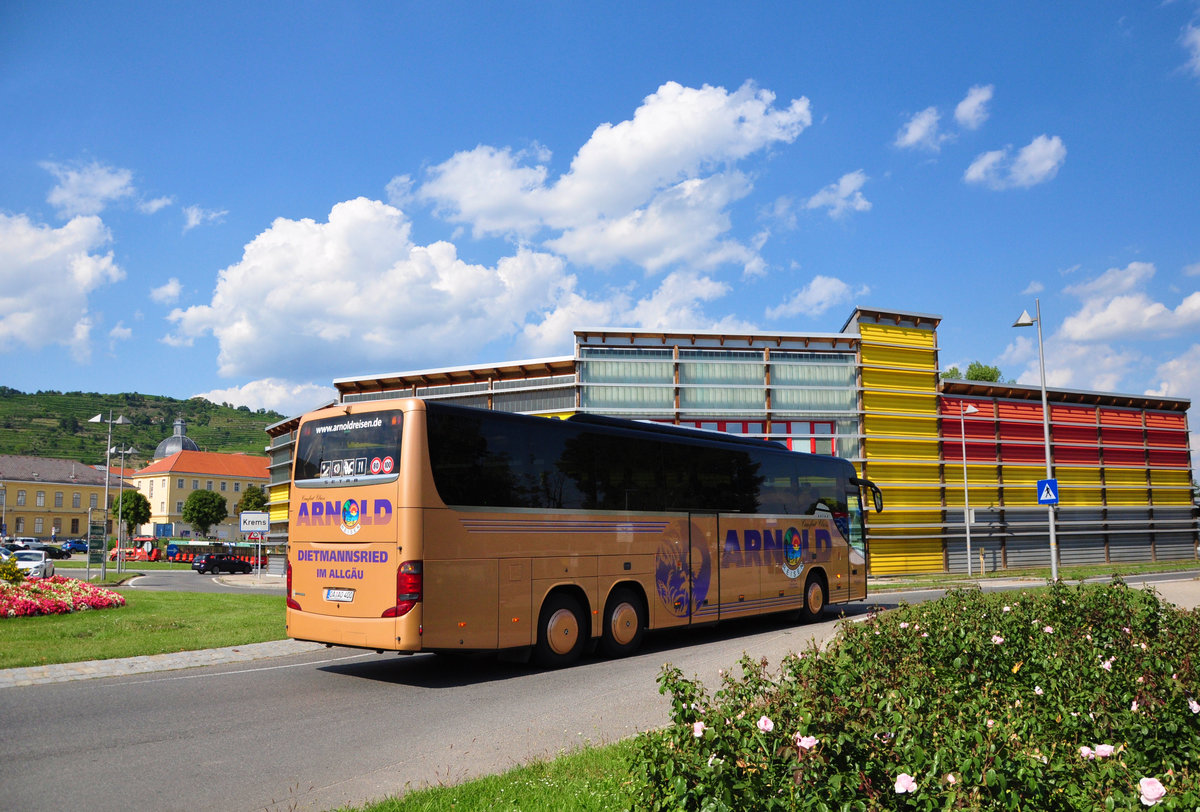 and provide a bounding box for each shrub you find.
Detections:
[0,556,23,585]
[631,579,1200,810]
